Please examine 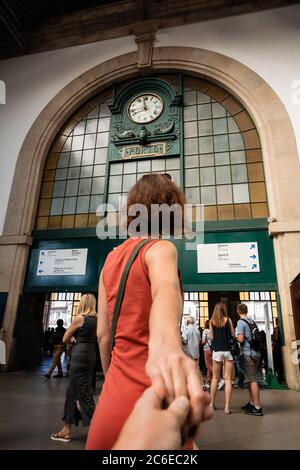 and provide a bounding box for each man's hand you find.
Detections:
[146,348,212,433]
[113,387,212,450]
